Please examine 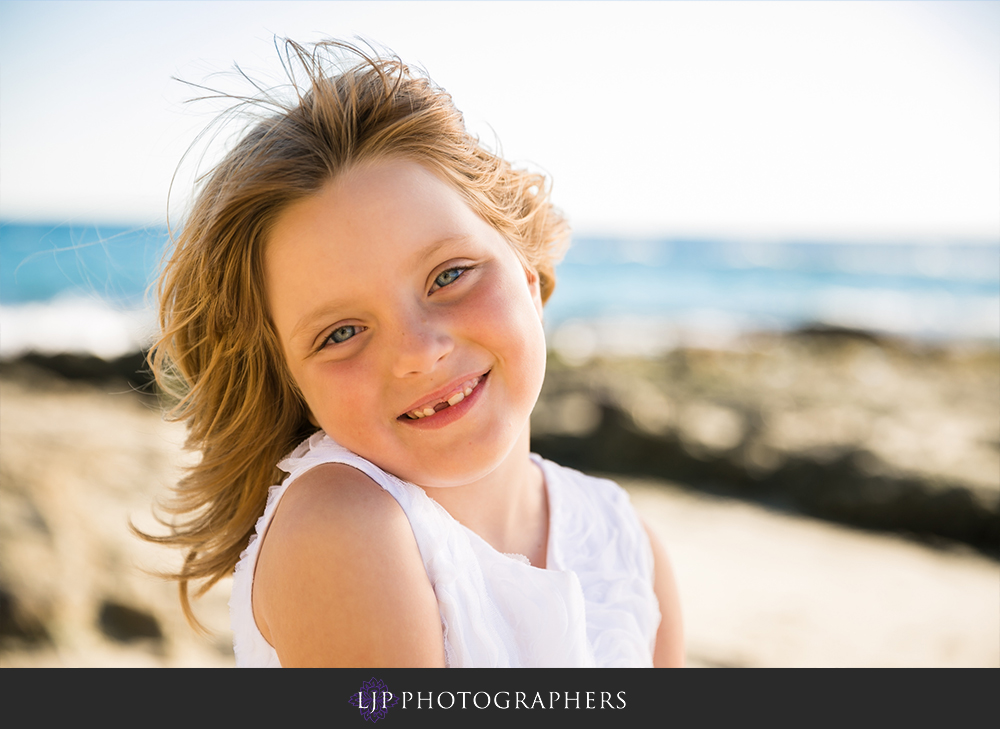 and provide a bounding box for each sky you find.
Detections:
[1,0,997,242]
